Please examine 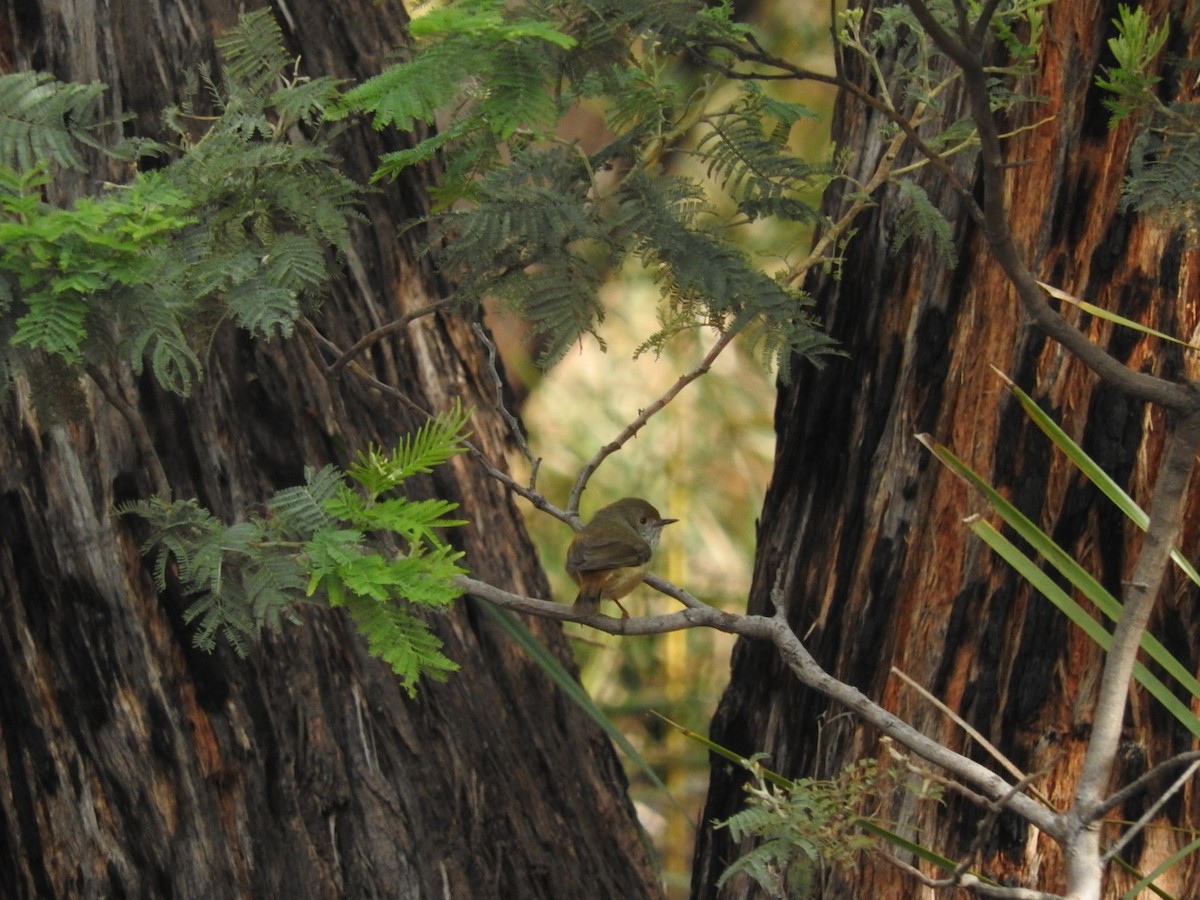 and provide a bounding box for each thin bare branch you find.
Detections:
[328,299,452,377]
[891,666,1056,808]
[457,574,1065,839]
[1093,750,1200,820]
[878,852,1067,899]
[953,769,1050,883]
[85,363,171,499]
[567,328,737,514]
[471,321,542,489]
[1102,759,1200,865]
[299,318,575,524]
